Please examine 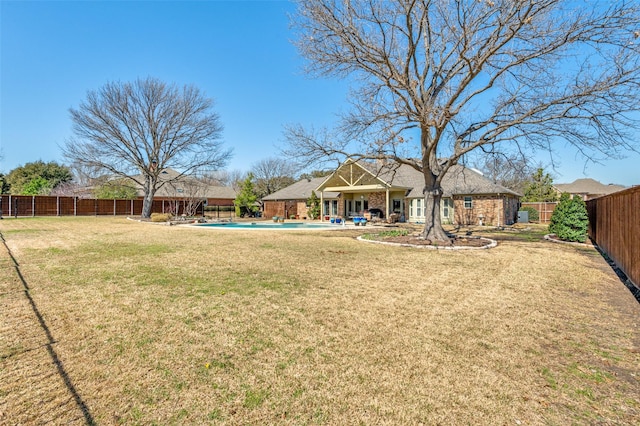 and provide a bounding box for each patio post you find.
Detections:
[385,188,390,220]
